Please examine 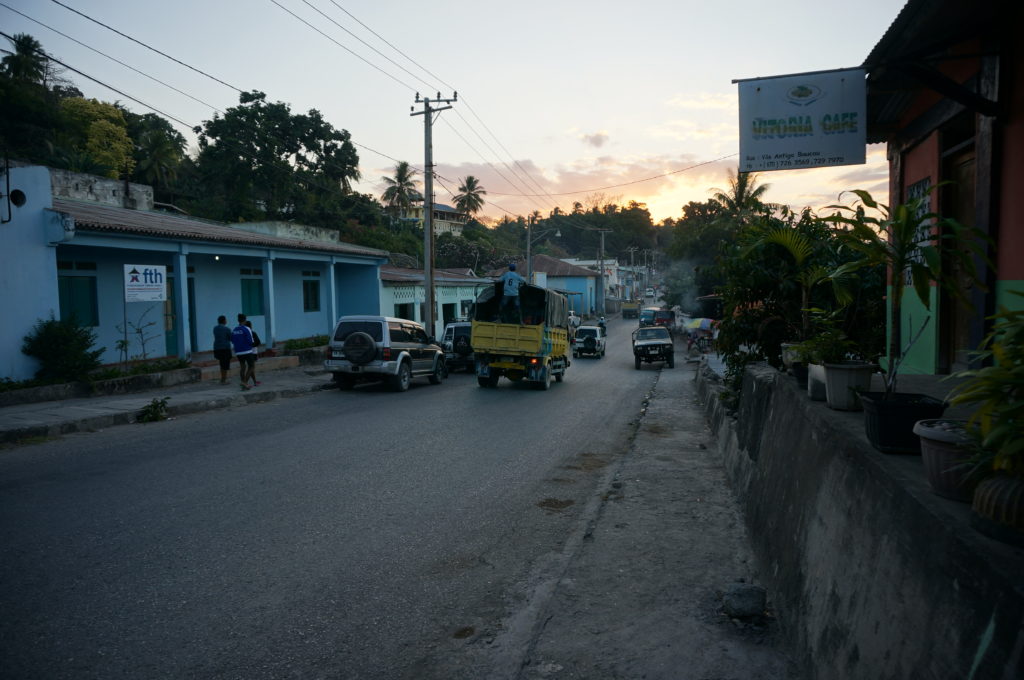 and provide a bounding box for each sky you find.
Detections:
[2,0,906,223]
